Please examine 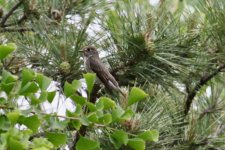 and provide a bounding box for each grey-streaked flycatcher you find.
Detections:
[80,46,124,96]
